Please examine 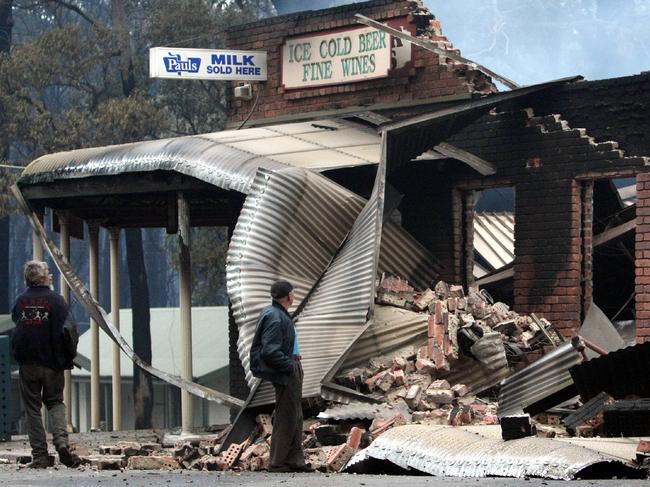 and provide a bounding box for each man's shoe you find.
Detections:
[268,464,292,473]
[57,446,82,468]
[290,462,314,472]
[26,456,50,469]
